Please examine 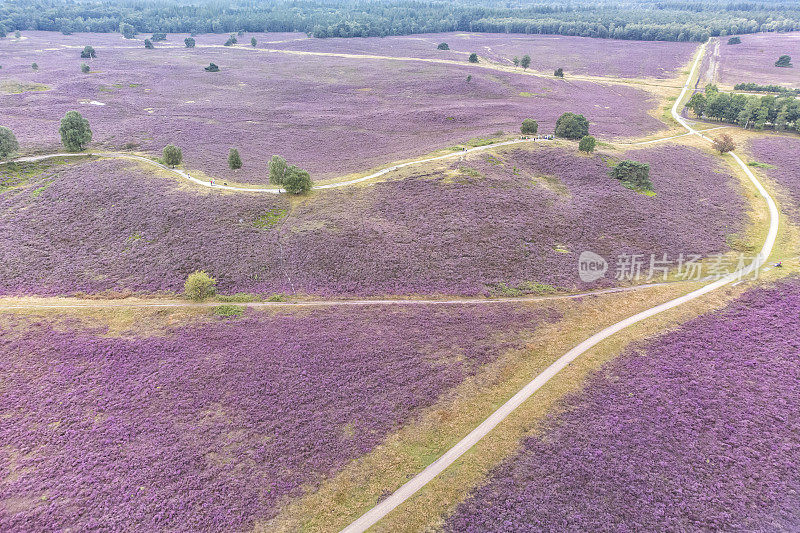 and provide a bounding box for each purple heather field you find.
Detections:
[0,145,745,297]
[0,32,667,182]
[445,278,800,532]
[716,31,800,88]
[749,135,800,215]
[0,304,550,531]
